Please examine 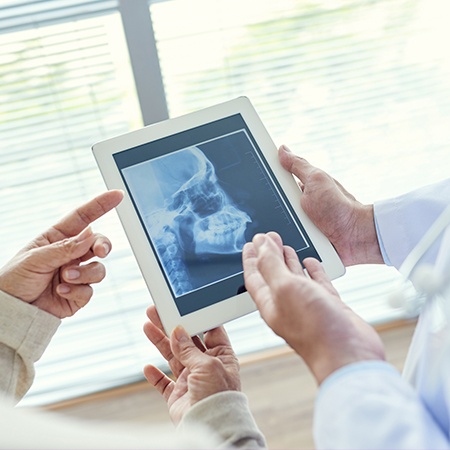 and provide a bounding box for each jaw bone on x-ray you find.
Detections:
[133,146,252,297]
